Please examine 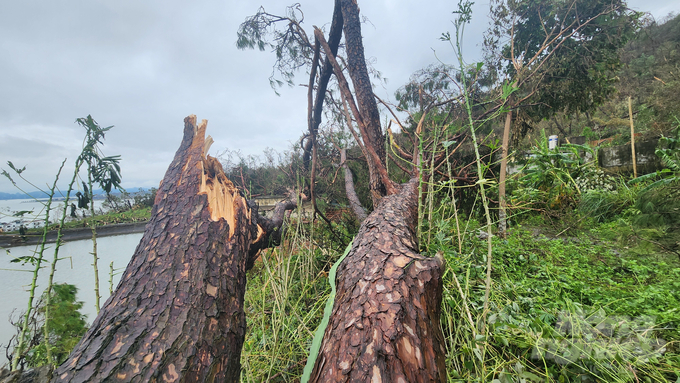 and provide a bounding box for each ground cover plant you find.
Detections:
[234,114,680,381]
